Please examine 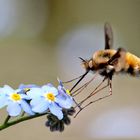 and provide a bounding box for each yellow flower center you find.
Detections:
[45,92,55,101]
[66,89,71,95]
[11,93,21,101]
